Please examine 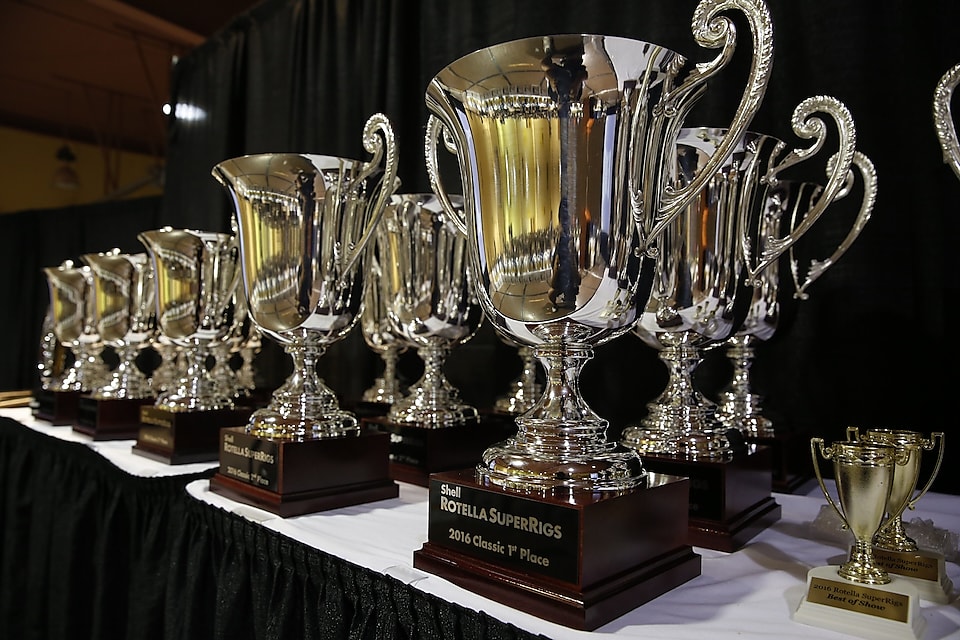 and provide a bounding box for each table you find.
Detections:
[2,406,958,639]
